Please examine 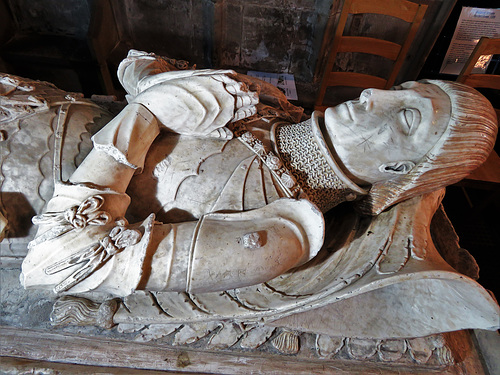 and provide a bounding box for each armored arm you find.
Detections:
[144,198,325,293]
